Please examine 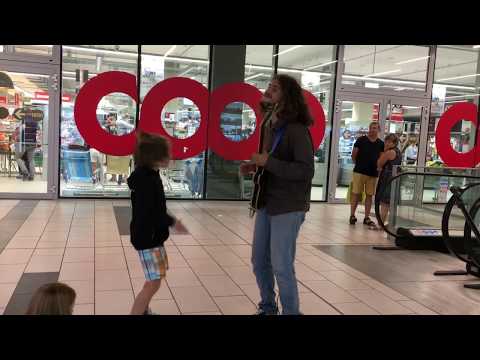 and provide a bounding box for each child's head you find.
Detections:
[134,132,171,170]
[26,282,76,315]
